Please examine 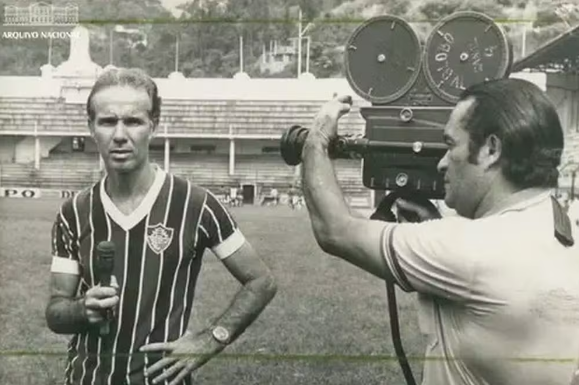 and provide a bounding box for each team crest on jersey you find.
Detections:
[147,223,174,254]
